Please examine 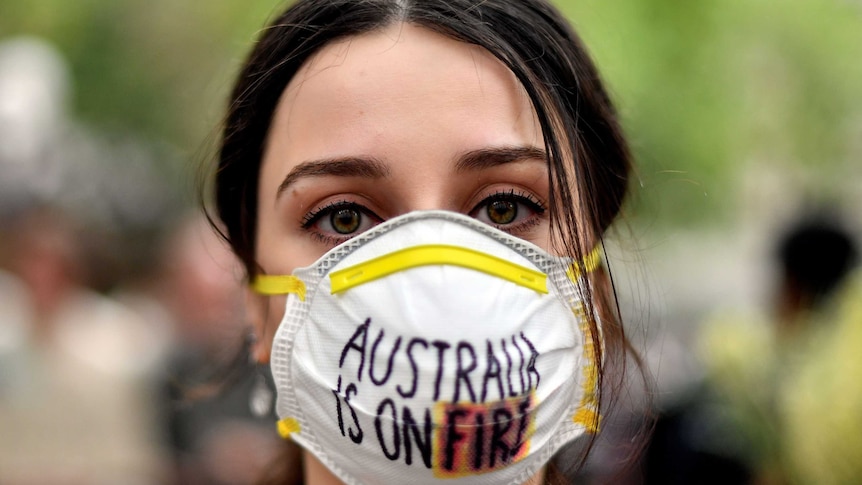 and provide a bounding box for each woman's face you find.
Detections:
[252,23,553,342]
